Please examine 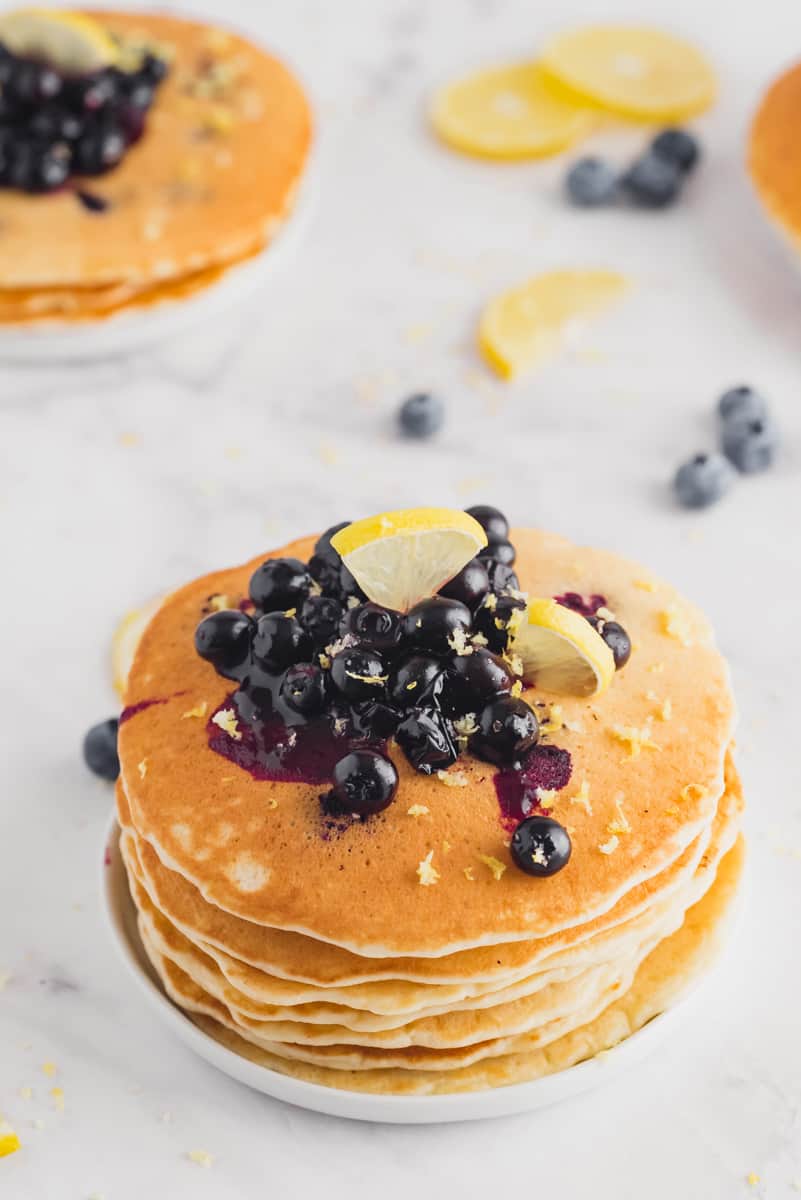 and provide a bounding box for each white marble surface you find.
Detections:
[2,0,801,1195]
